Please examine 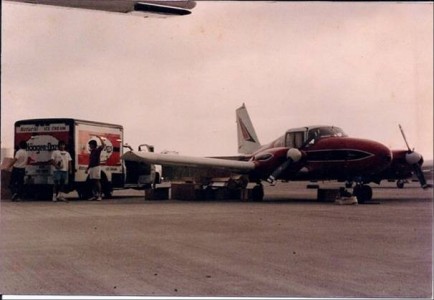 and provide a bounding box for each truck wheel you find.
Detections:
[33,186,53,200]
[77,183,92,200]
[103,190,112,199]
